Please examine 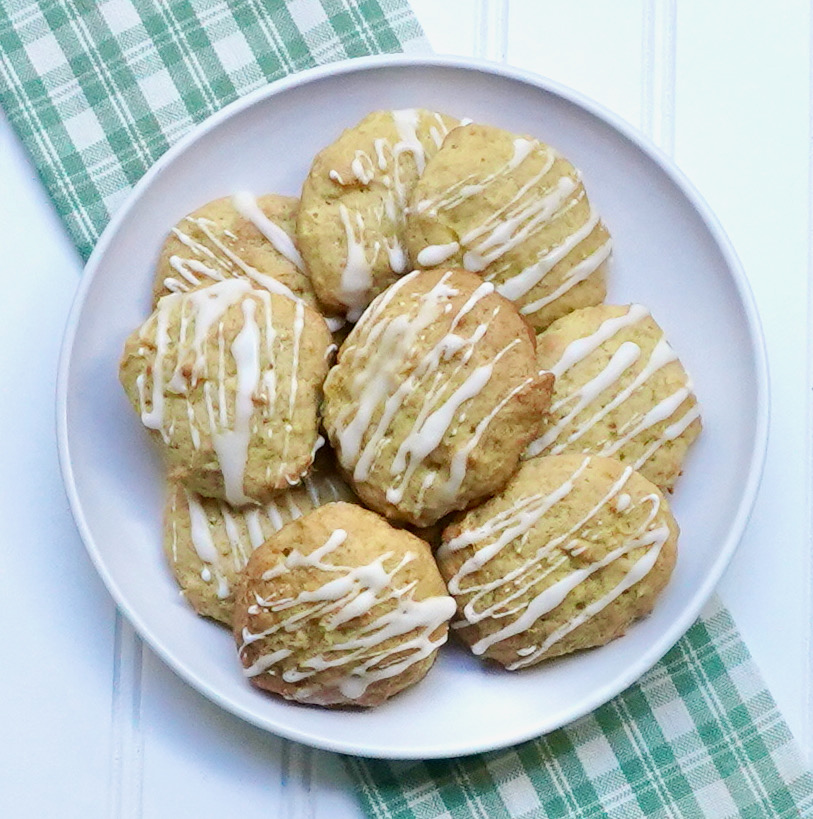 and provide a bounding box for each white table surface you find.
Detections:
[1,1,811,816]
